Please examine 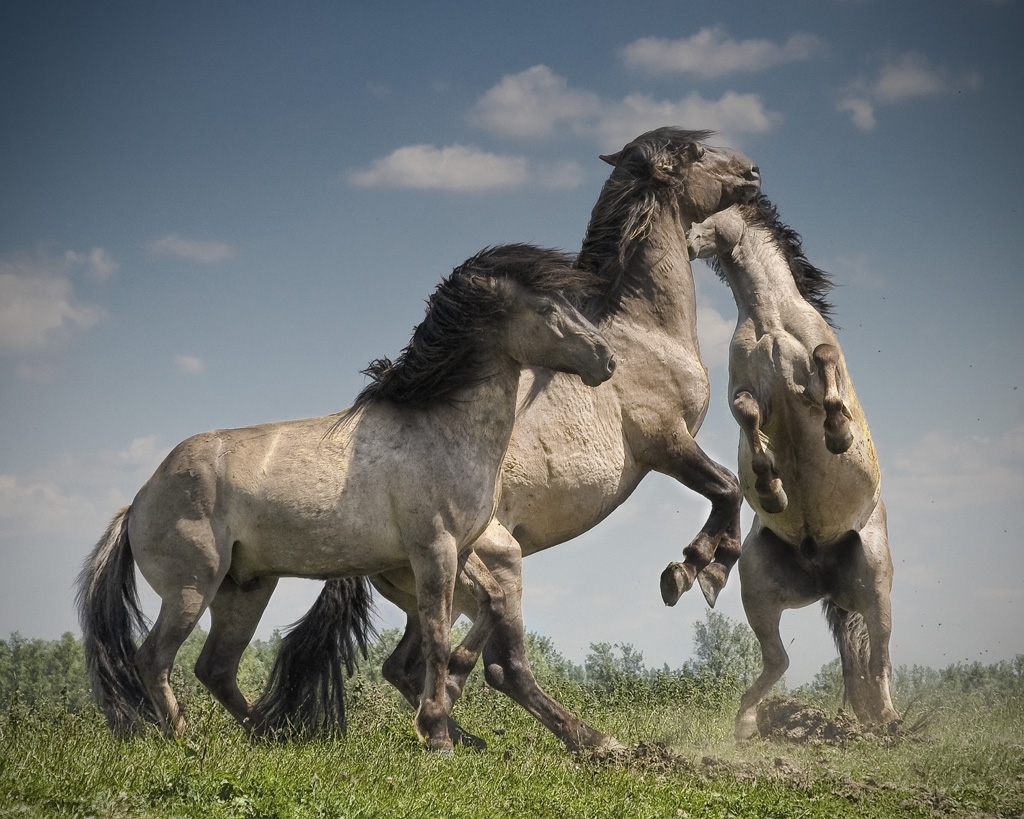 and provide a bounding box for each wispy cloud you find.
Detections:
[147,234,235,264]
[838,52,982,130]
[349,144,530,191]
[621,27,826,78]
[63,247,119,282]
[885,424,1024,513]
[0,435,167,540]
[174,354,206,374]
[0,250,107,356]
